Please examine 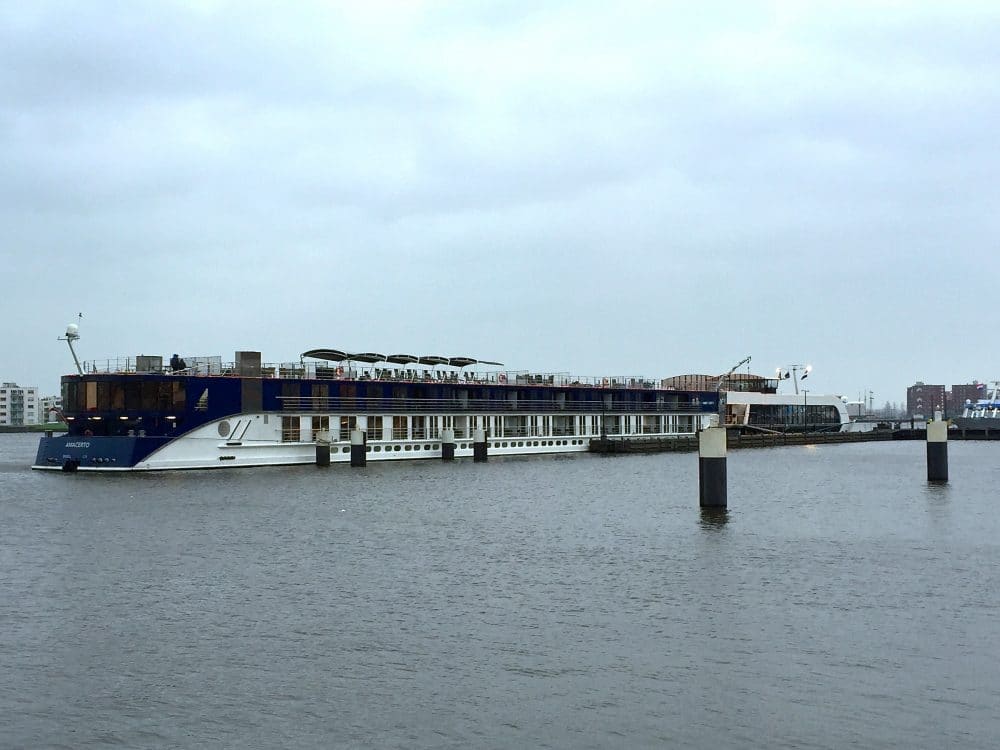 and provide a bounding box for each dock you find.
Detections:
[589,427,1000,454]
